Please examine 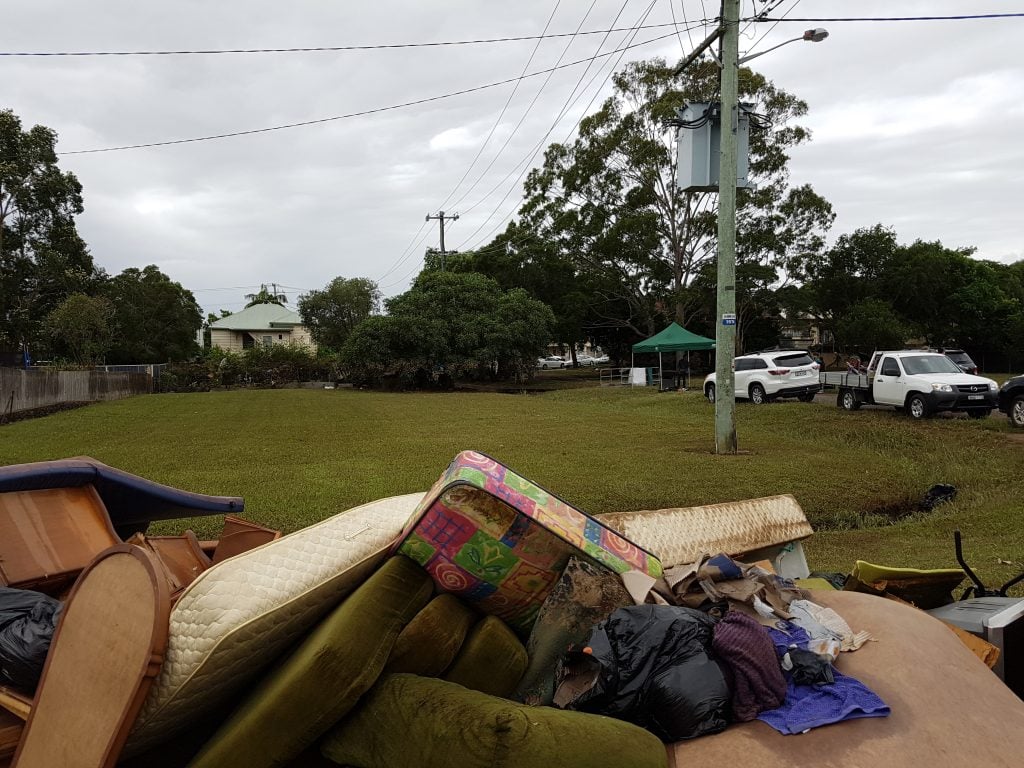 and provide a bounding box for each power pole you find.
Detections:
[425,210,459,271]
[714,0,740,454]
